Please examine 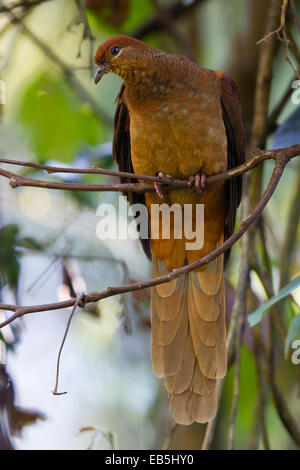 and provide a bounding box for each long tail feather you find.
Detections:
[151,254,226,424]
